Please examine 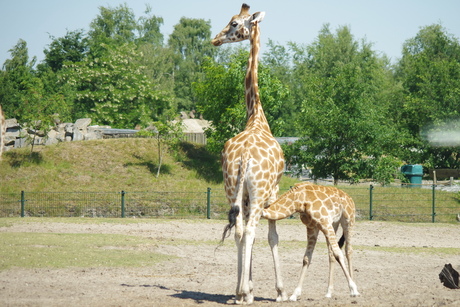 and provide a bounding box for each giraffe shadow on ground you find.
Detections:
[170,290,233,304]
[120,283,272,304]
[170,290,272,304]
[121,283,233,304]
